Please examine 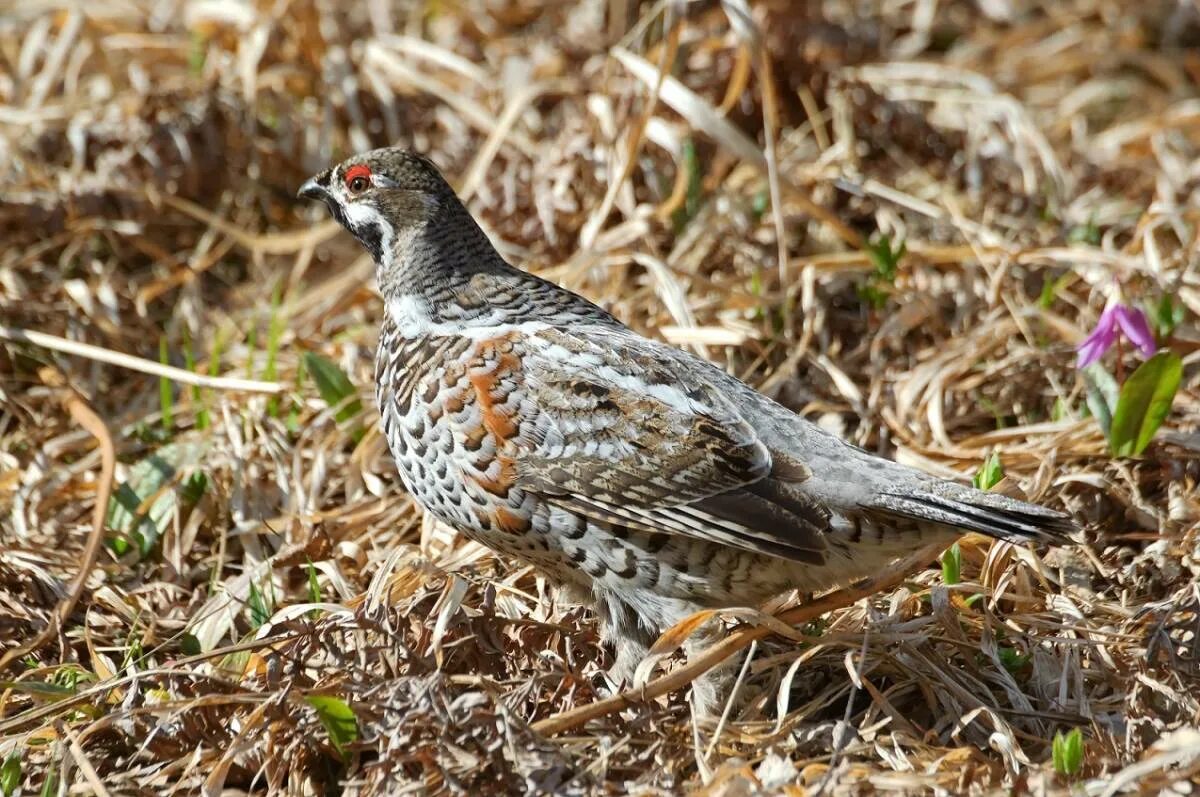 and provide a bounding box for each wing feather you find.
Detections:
[514,327,830,562]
